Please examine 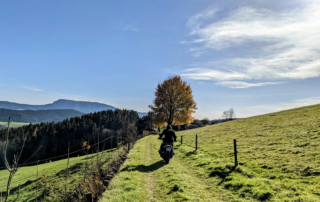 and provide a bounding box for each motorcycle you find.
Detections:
[158,138,174,164]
